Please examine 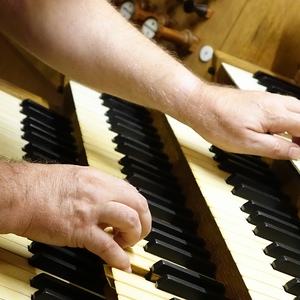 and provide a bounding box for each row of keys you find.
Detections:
[166,115,296,299]
[20,99,78,164]
[212,145,300,298]
[67,81,228,299]
[101,93,228,299]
